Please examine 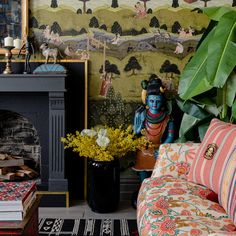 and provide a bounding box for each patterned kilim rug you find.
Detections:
[39,218,139,236]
